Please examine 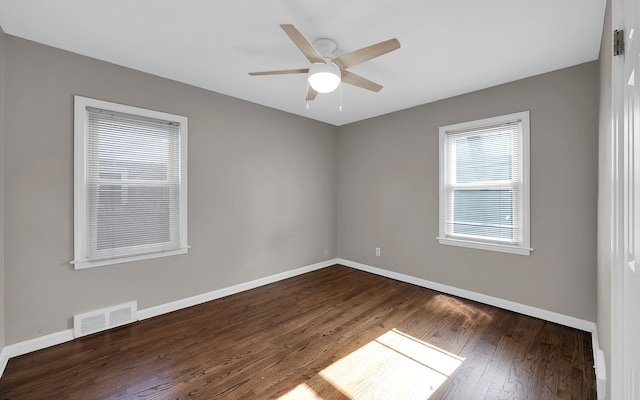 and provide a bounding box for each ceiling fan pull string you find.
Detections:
[339,82,343,112]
